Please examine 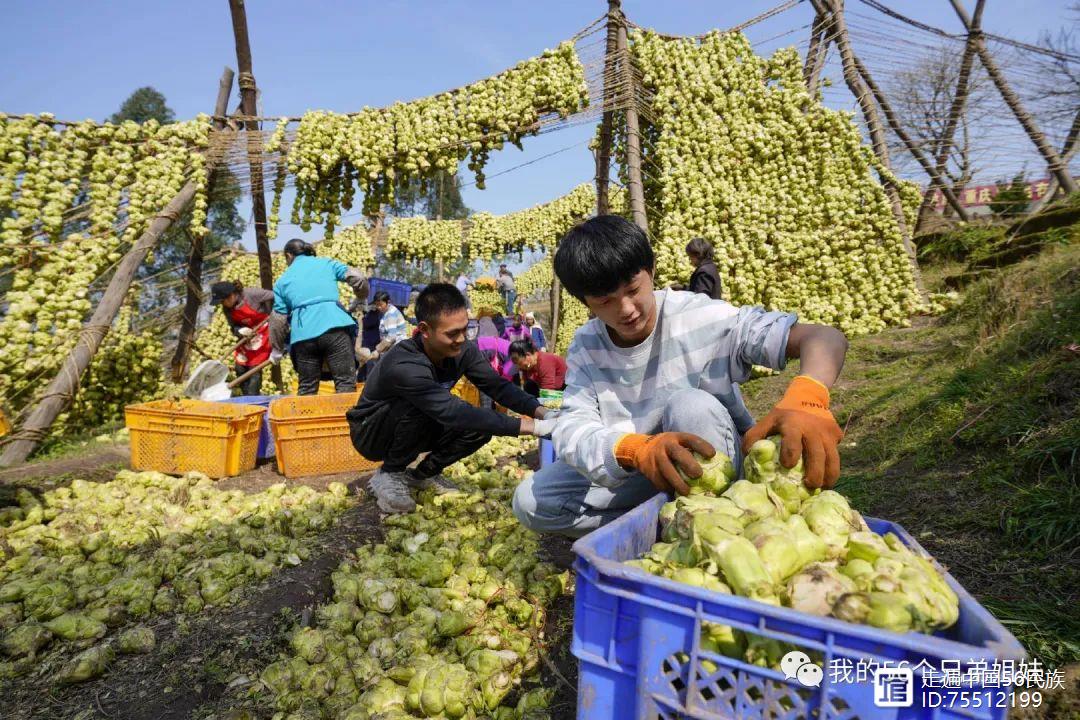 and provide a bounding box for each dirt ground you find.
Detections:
[0,443,579,720]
